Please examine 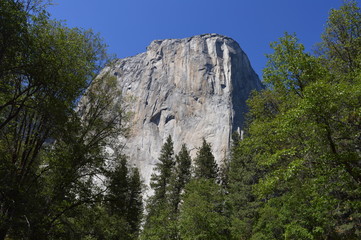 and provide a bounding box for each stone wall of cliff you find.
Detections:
[101,34,262,189]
